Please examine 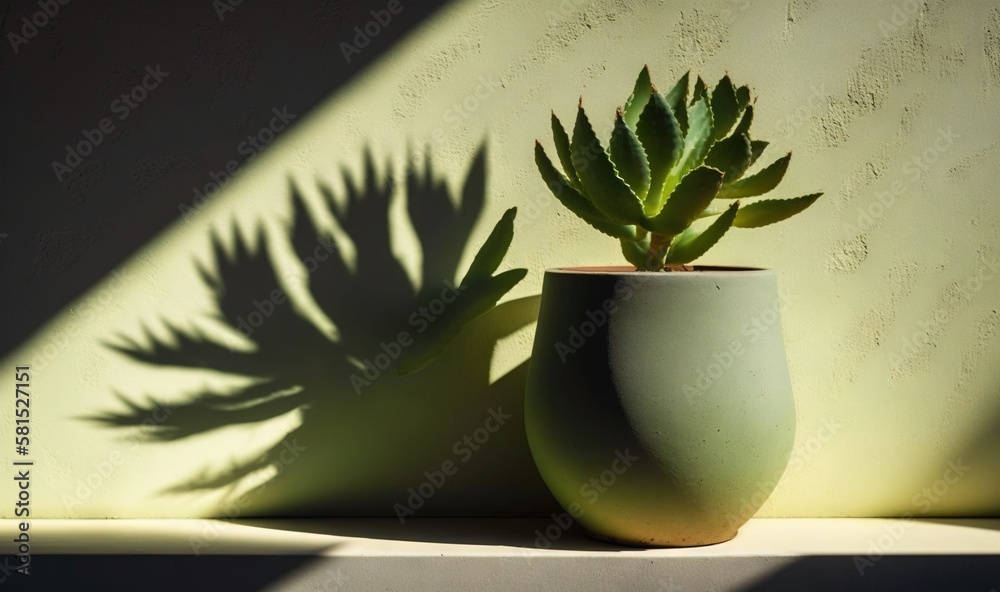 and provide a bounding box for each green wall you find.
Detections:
[3,0,999,517]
